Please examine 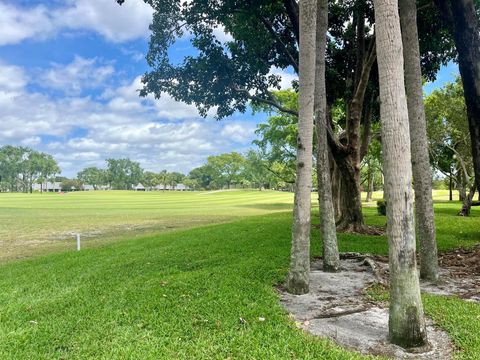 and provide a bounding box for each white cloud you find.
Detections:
[39,56,114,95]
[56,0,154,43]
[0,62,28,91]
[0,61,256,177]
[0,3,55,46]
[0,0,153,46]
[213,25,234,43]
[221,123,256,143]
[269,66,298,90]
[104,76,201,120]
